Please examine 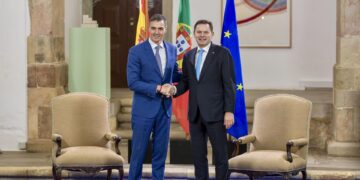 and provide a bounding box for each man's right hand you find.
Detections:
[160,84,176,98]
